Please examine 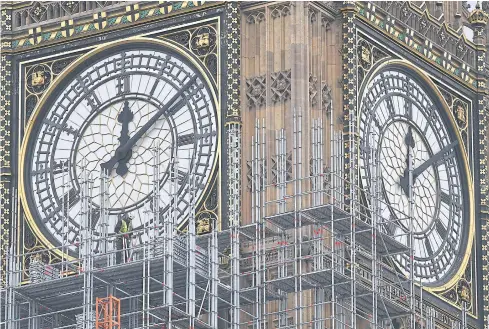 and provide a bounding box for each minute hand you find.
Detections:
[122,76,197,152]
[412,139,459,180]
[101,75,198,173]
